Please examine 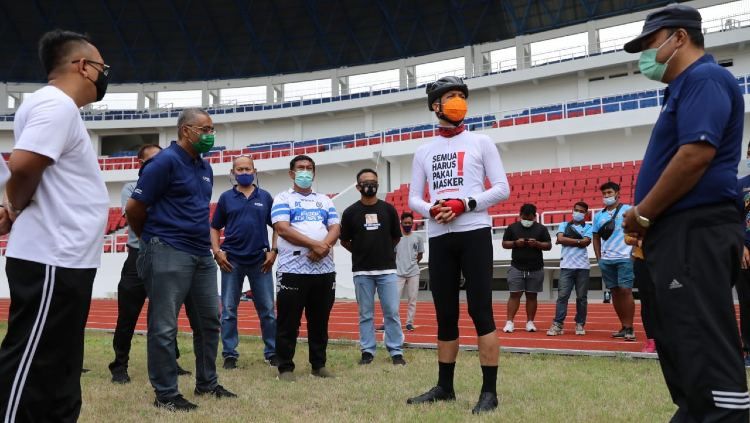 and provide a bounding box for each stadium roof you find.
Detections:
[0,0,683,84]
